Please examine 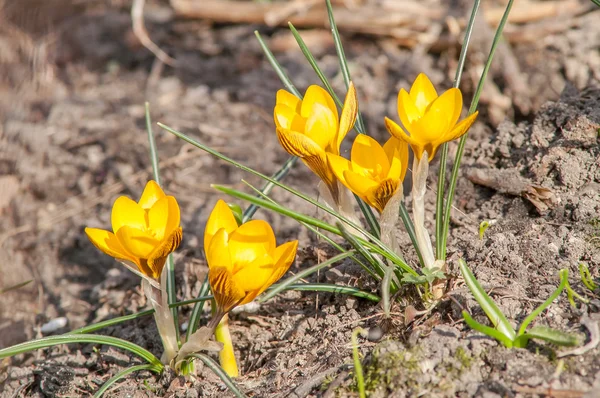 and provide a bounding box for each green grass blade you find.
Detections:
[70,296,213,335]
[462,310,513,348]
[579,263,598,291]
[523,326,580,347]
[282,283,380,302]
[458,259,516,341]
[186,276,212,340]
[399,202,424,267]
[351,328,367,398]
[0,334,164,371]
[145,103,179,345]
[592,0,600,7]
[254,30,301,98]
[336,222,384,281]
[93,364,156,398]
[259,251,355,303]
[0,279,33,294]
[517,269,568,336]
[440,0,513,260]
[242,156,297,222]
[356,195,380,239]
[190,354,247,398]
